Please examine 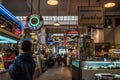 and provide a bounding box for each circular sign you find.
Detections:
[26,13,44,31]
